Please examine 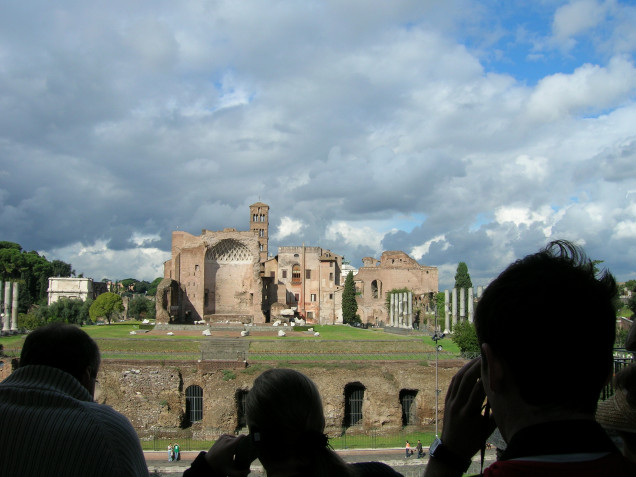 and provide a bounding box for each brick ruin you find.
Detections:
[94,360,462,440]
